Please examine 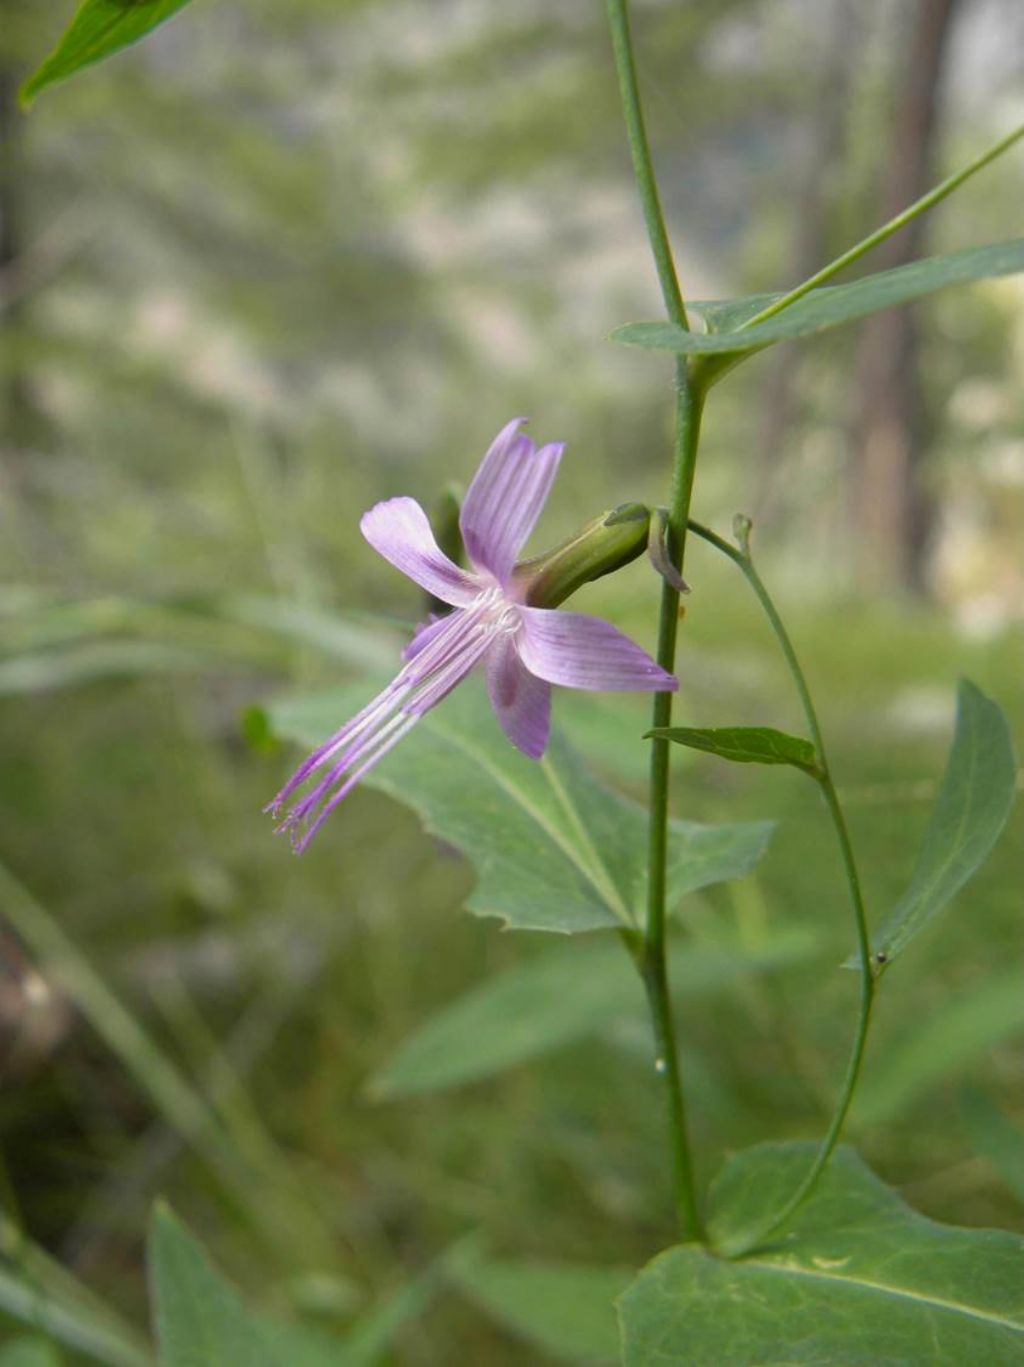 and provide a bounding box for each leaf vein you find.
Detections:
[747,1257,1023,1333]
